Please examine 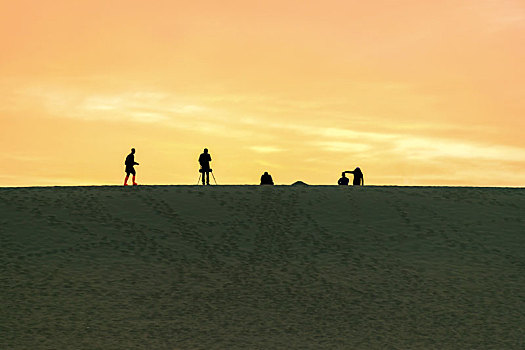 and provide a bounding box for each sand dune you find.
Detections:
[1,185,524,349]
